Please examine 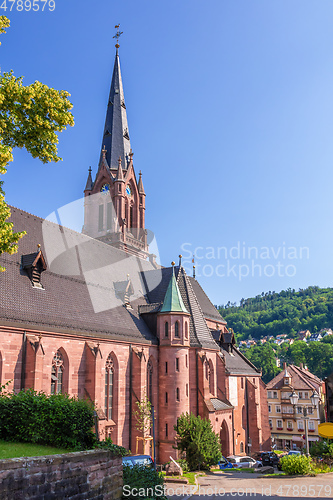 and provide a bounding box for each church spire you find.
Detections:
[99,33,131,170]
